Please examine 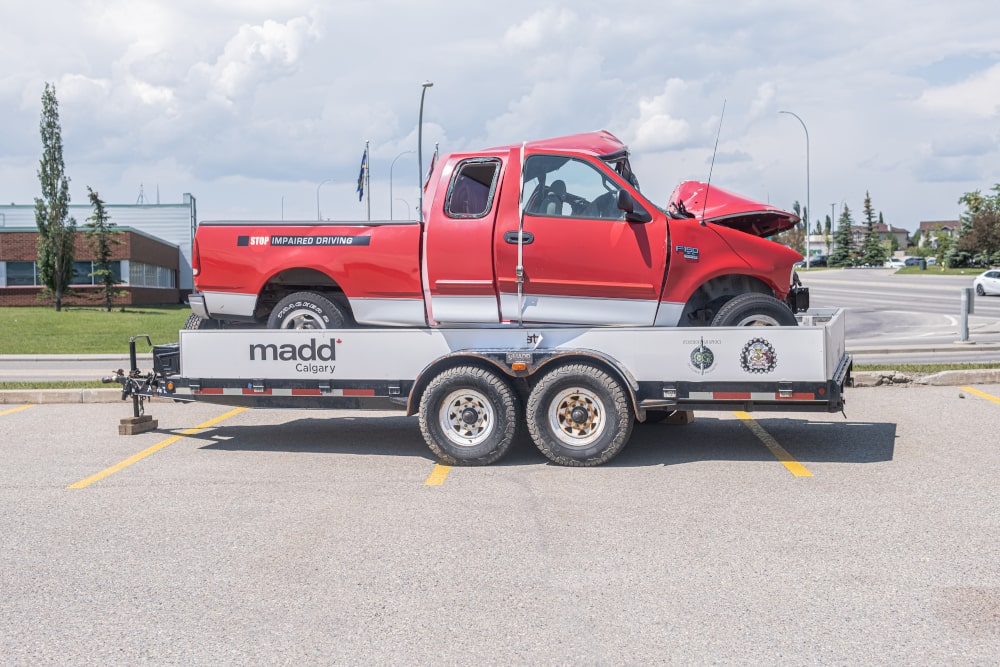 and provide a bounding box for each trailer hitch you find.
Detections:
[101,335,156,418]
